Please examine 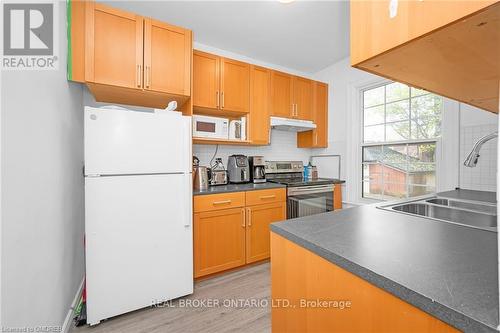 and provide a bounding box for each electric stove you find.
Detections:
[265,160,336,218]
